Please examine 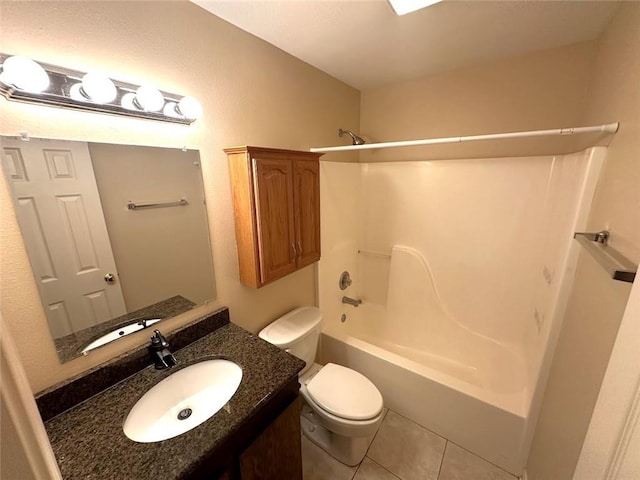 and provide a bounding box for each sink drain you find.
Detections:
[177,408,193,420]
